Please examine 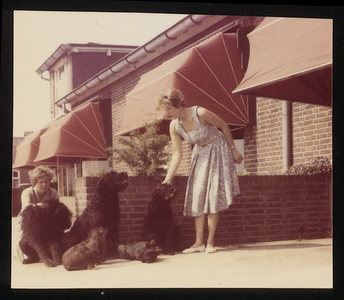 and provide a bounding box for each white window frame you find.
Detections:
[12,170,20,188]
